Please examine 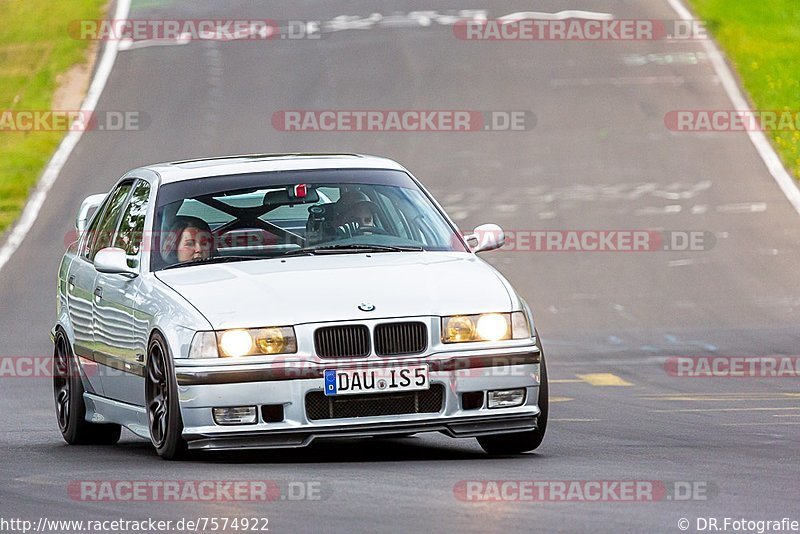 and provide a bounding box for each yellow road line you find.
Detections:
[576,373,633,386]
[774,414,800,417]
[550,396,574,402]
